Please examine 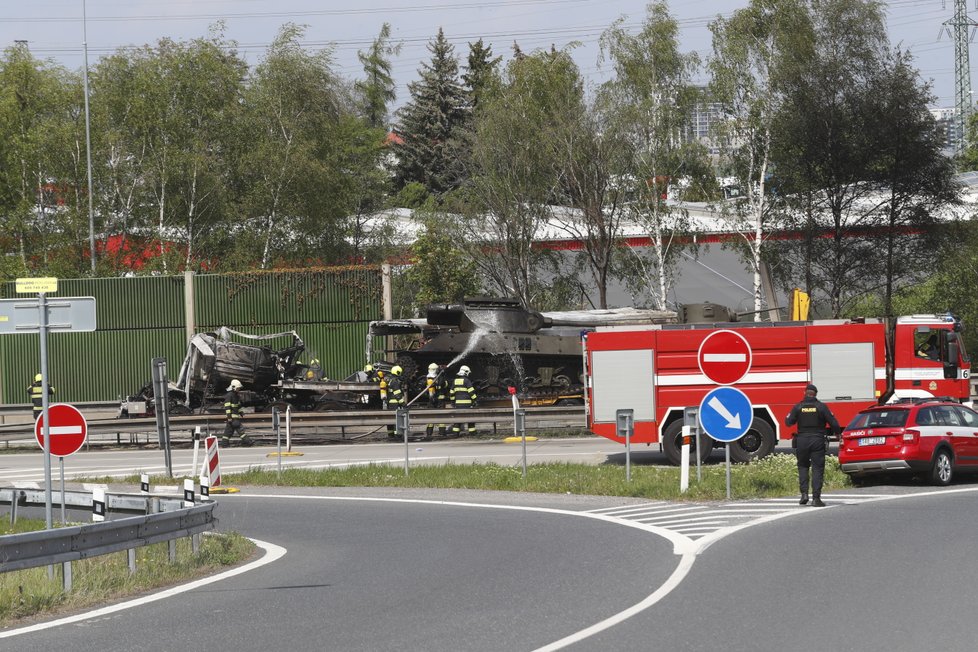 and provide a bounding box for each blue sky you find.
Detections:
[0,0,969,112]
